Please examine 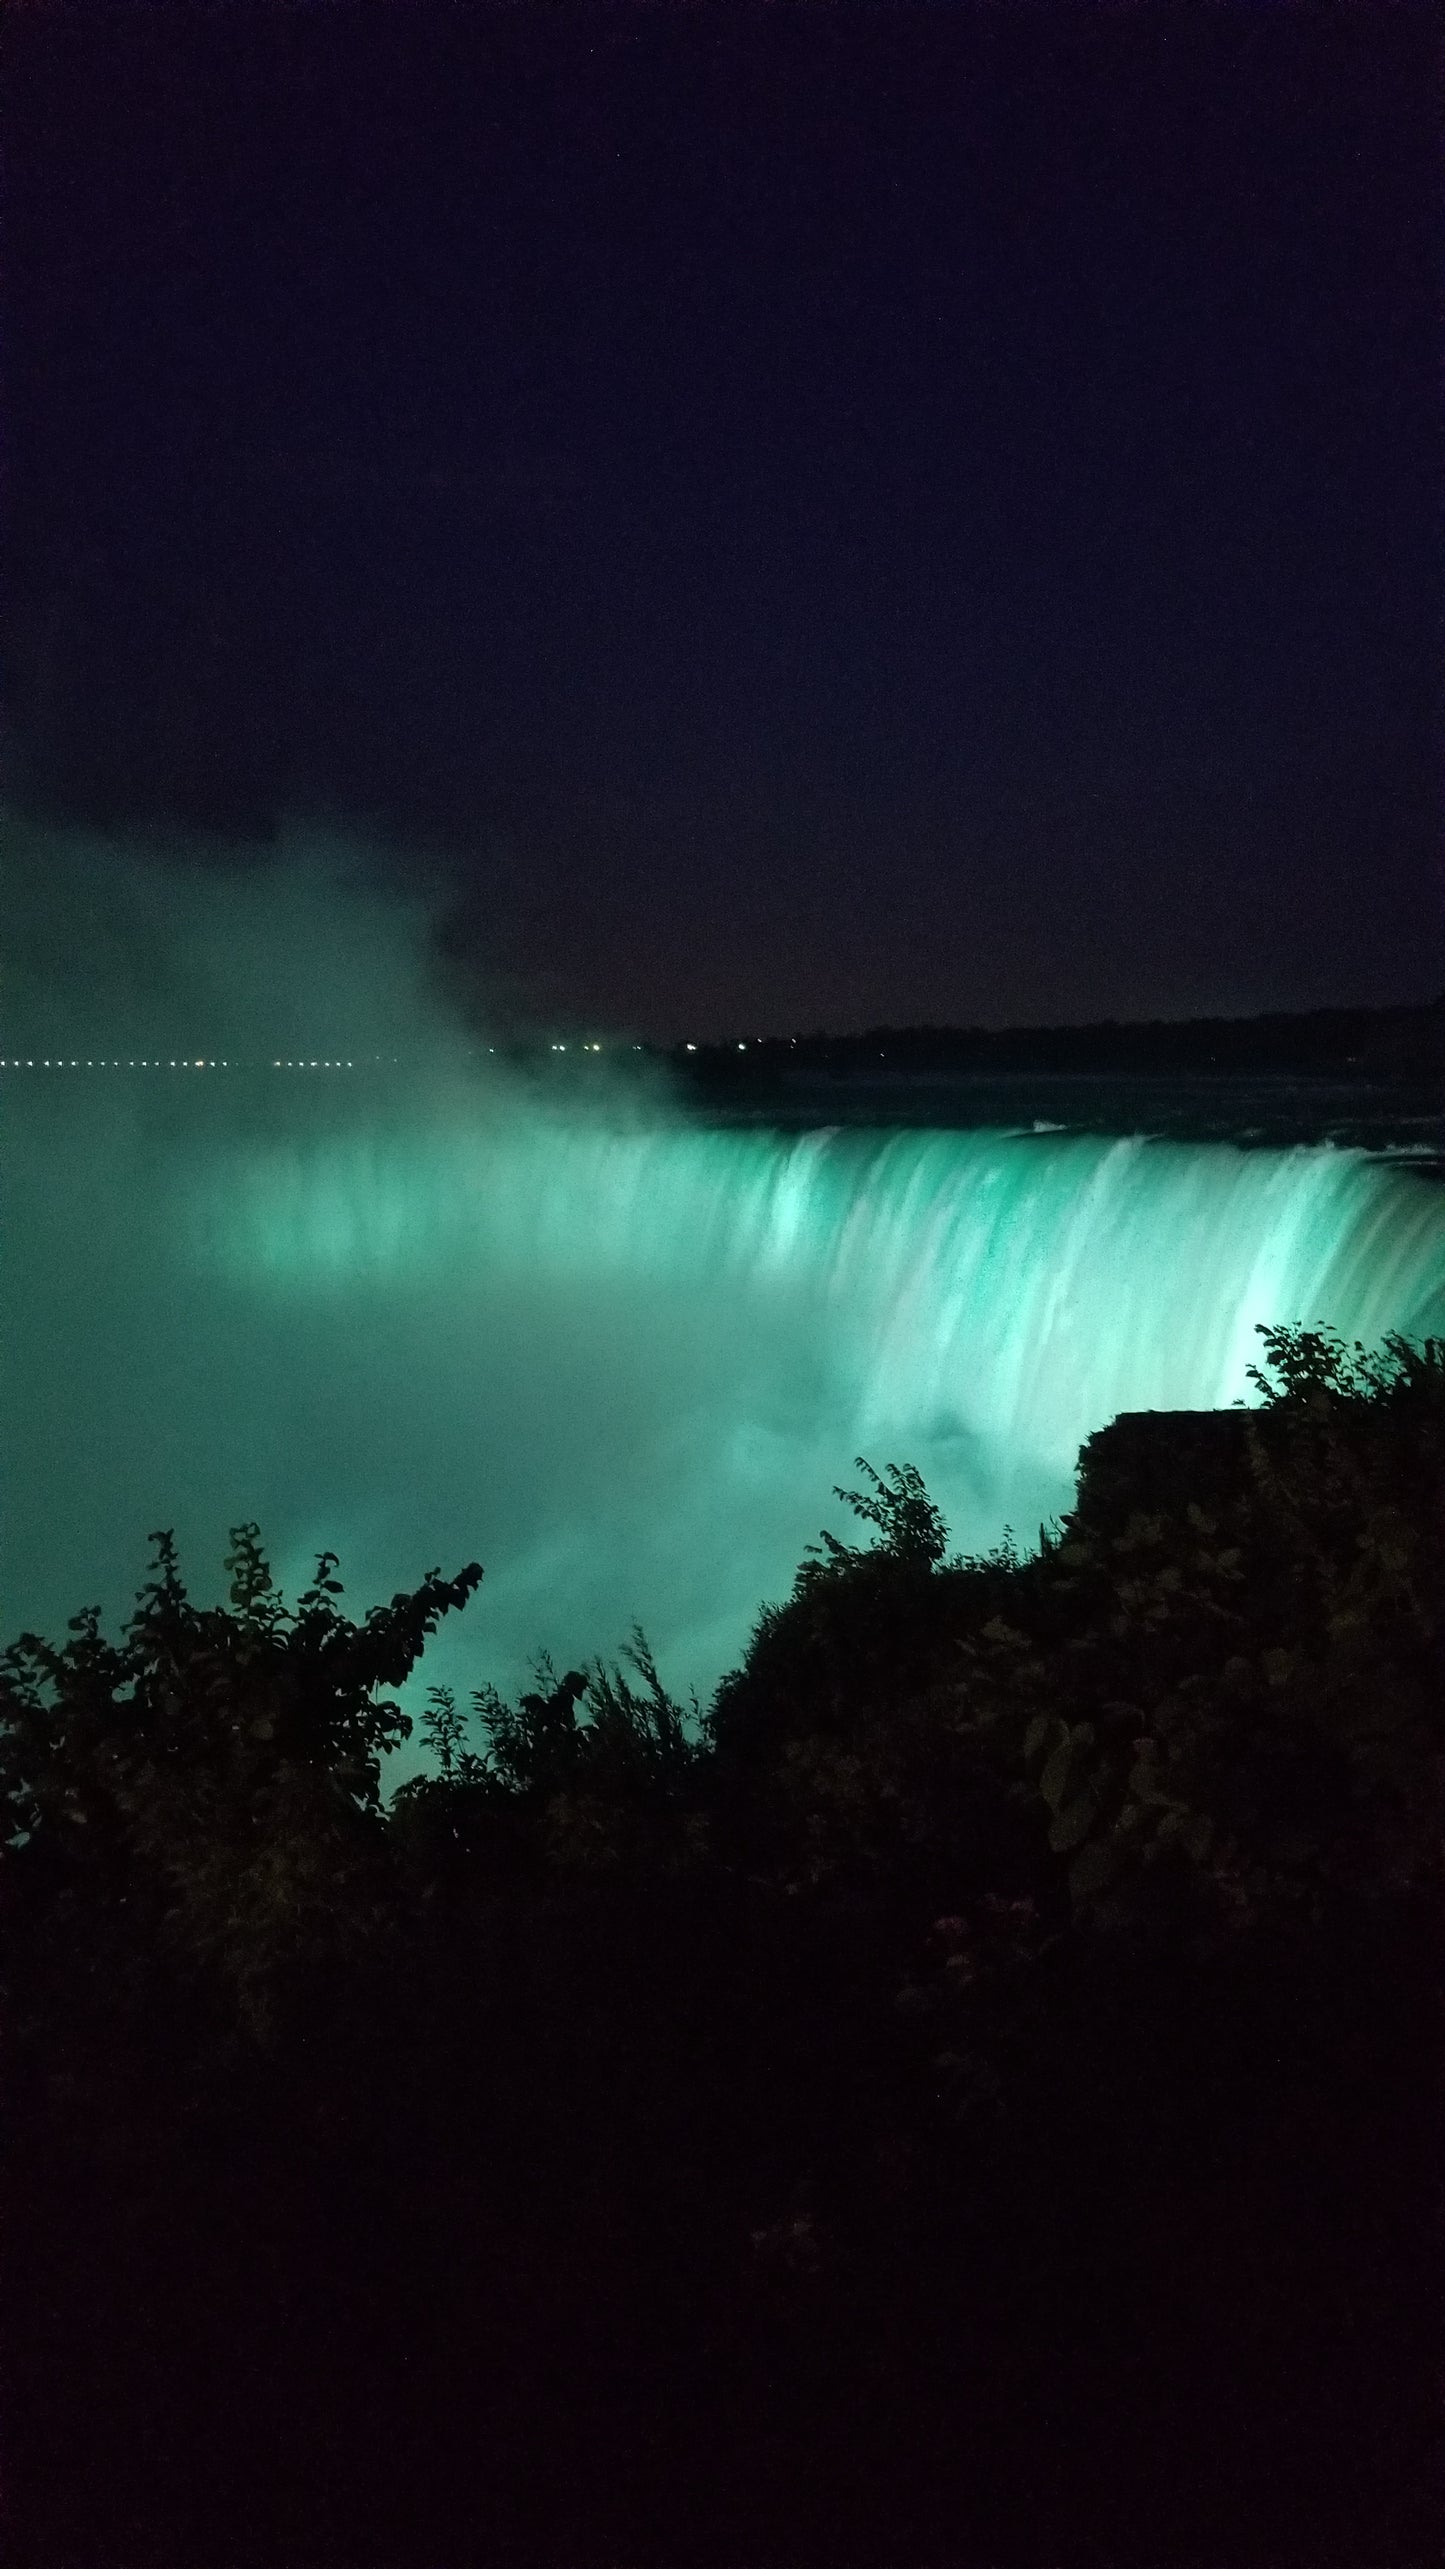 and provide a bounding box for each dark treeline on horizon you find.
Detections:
[663,998,1445,1087]
[458,995,1445,1084]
